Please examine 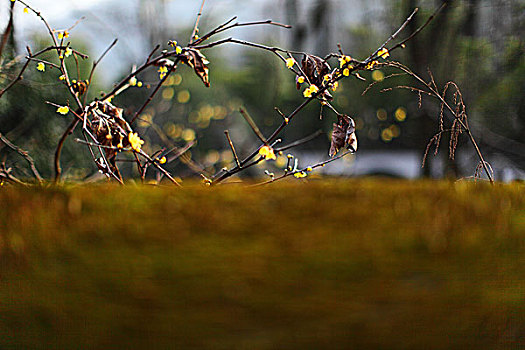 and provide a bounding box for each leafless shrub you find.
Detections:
[0,0,451,186]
